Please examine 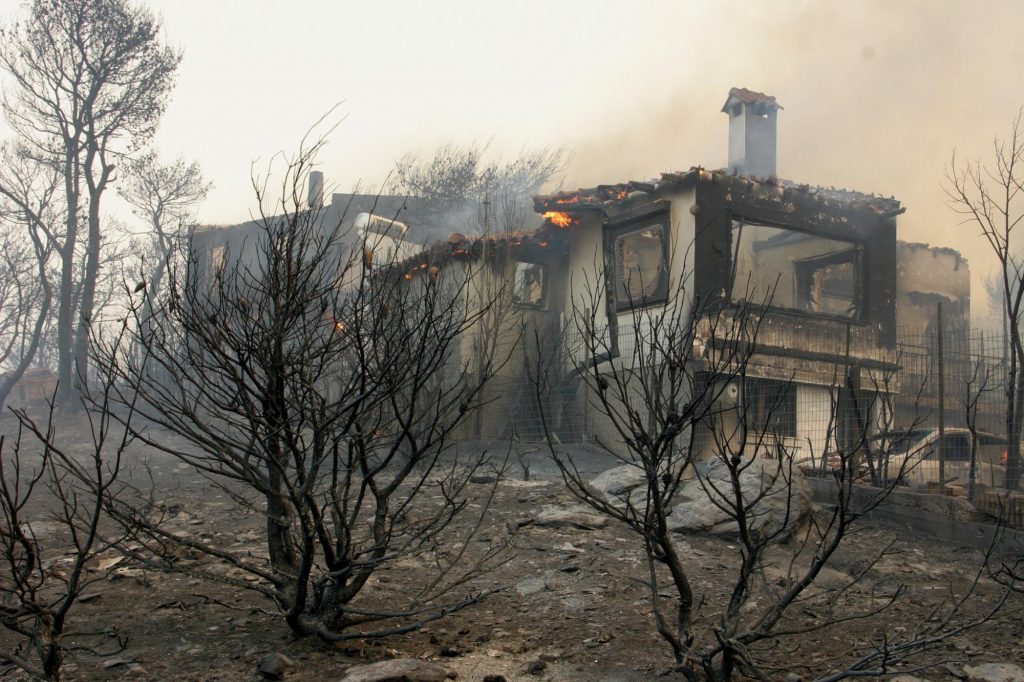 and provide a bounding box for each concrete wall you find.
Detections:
[896,241,970,332]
